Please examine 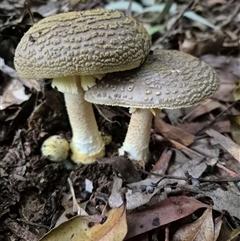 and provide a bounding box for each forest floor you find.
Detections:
[0,0,240,240]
